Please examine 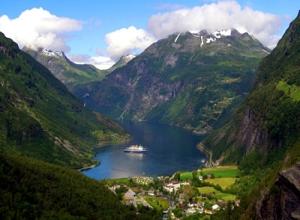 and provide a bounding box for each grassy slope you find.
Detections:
[276,80,300,101]
[198,187,236,201]
[201,166,239,178]
[205,178,236,189]
[180,166,239,180]
[180,166,238,201]
[0,32,128,168]
[144,196,169,211]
